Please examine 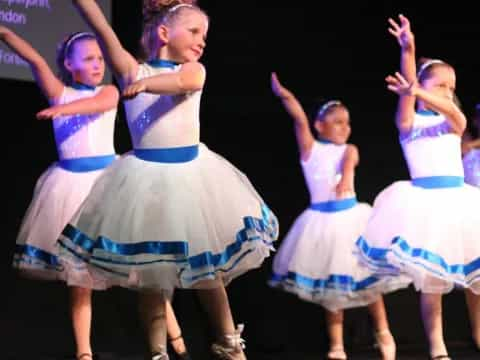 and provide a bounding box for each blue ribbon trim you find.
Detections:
[270,271,380,292]
[62,224,189,258]
[13,244,62,270]
[60,205,278,273]
[356,236,480,281]
[310,197,357,212]
[416,109,439,116]
[392,237,480,277]
[317,138,333,144]
[134,145,199,163]
[355,236,397,272]
[147,59,179,69]
[71,82,96,91]
[411,176,464,189]
[59,154,116,172]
